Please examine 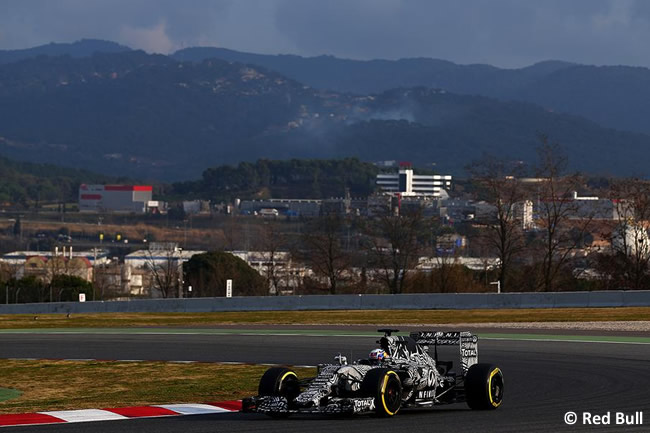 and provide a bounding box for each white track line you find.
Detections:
[39,409,127,423]
[156,404,231,415]
[482,336,650,345]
